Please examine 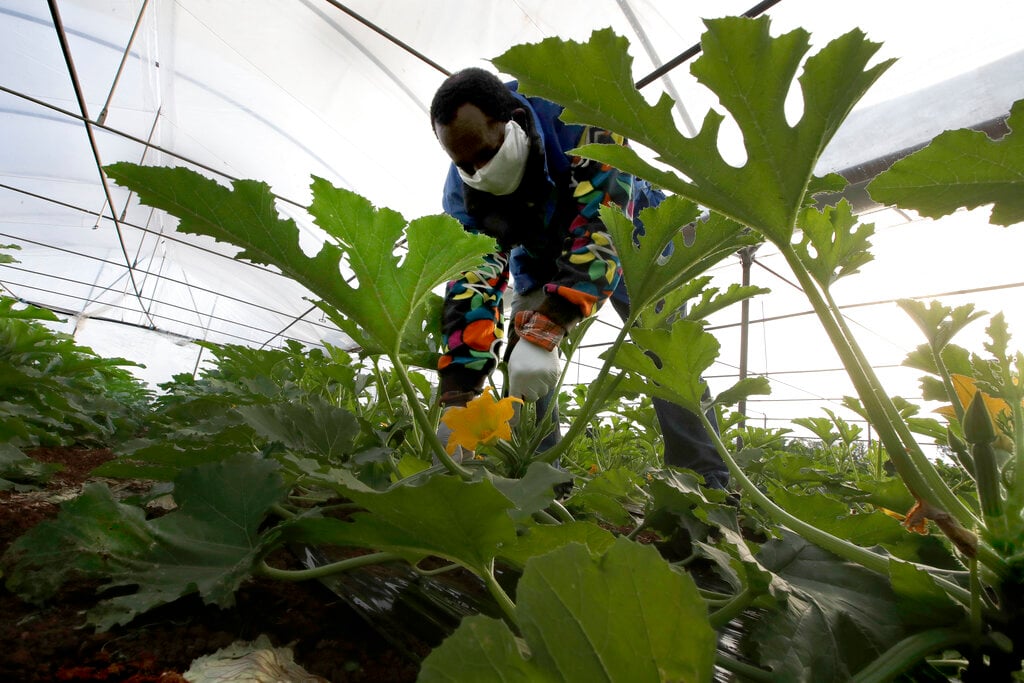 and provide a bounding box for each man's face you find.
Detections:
[434,103,506,176]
